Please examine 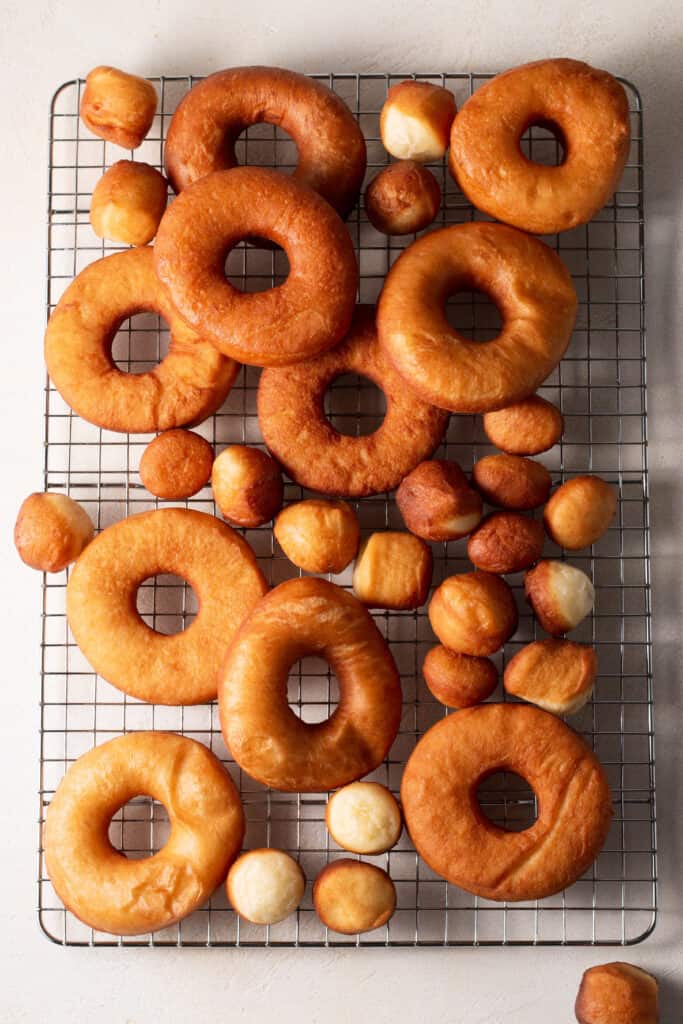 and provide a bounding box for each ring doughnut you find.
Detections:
[449,59,631,235]
[218,577,402,792]
[154,167,358,366]
[45,731,244,936]
[377,221,577,413]
[164,66,366,218]
[258,306,449,496]
[401,703,612,901]
[67,508,267,705]
[45,247,238,433]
